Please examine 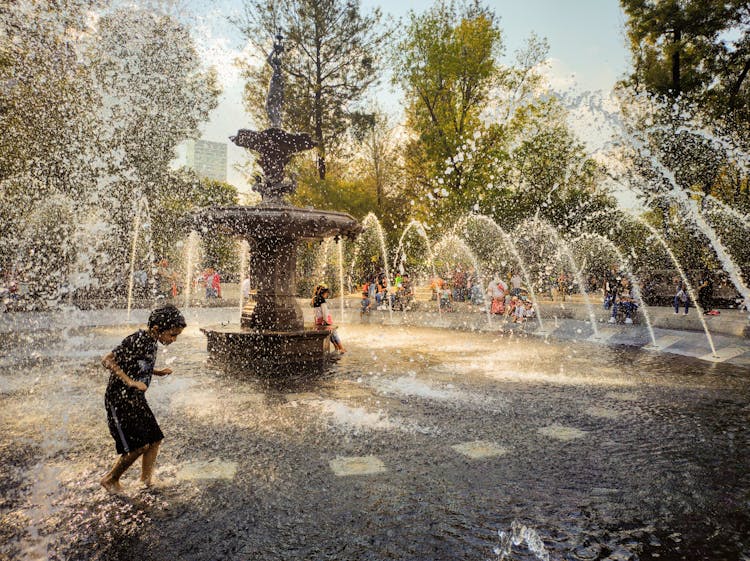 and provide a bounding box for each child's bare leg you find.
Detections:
[101,446,147,494]
[140,440,162,486]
